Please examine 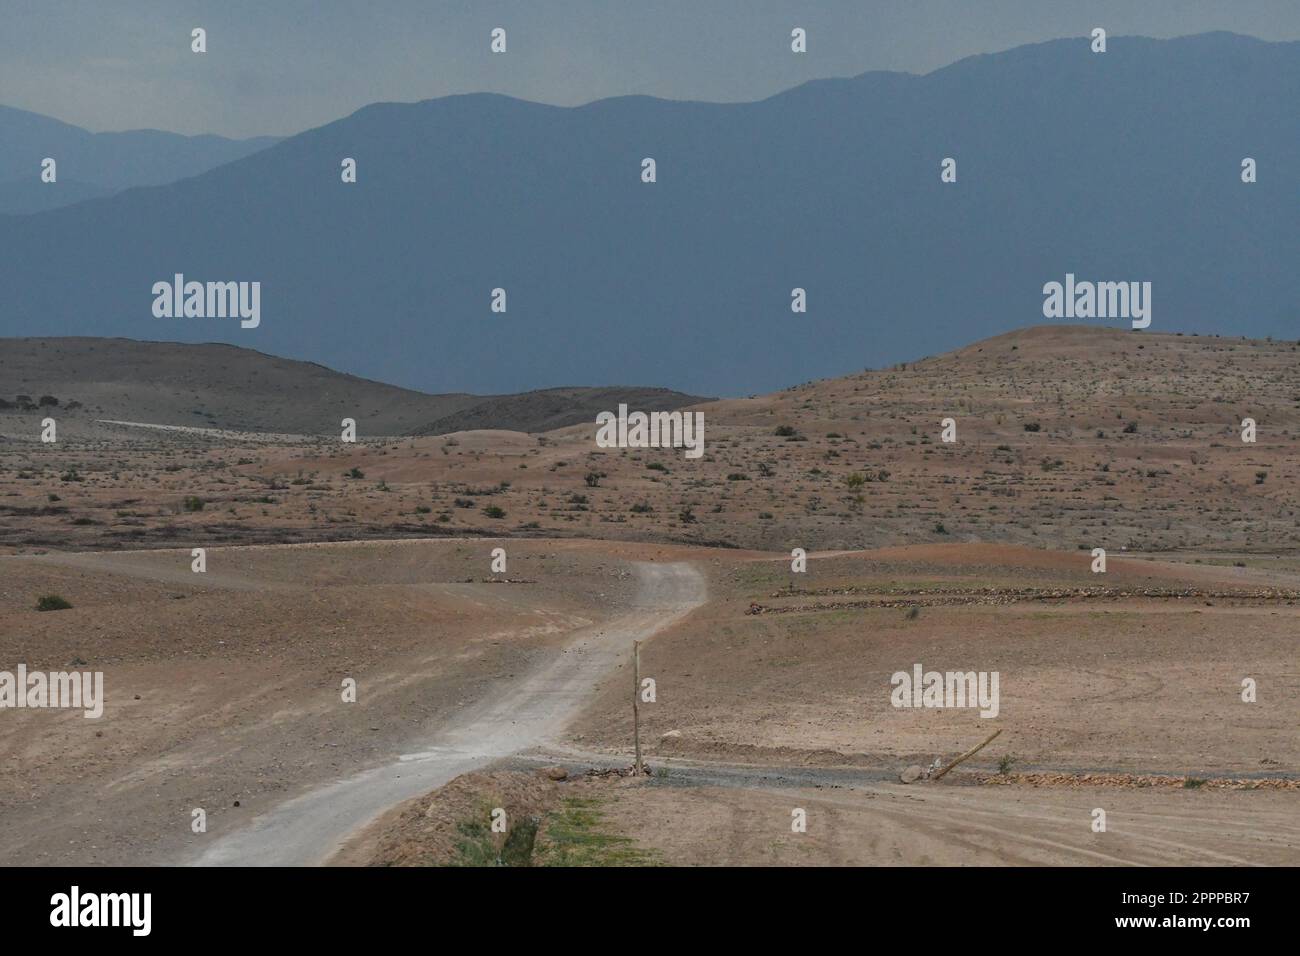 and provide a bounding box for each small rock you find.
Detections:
[899,765,924,784]
[540,766,568,781]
